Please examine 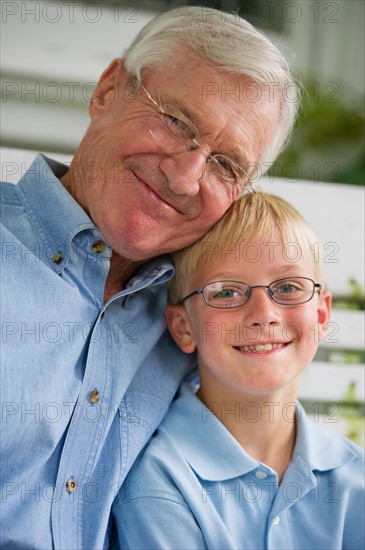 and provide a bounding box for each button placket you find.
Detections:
[52,315,111,548]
